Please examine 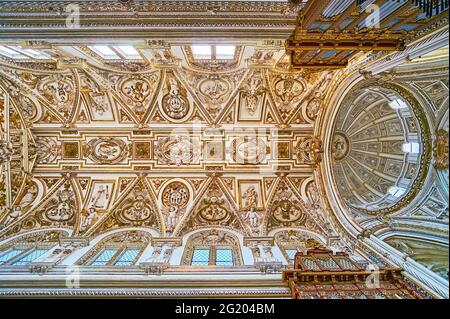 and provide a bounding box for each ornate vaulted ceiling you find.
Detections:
[331,84,424,212]
[0,41,337,241]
